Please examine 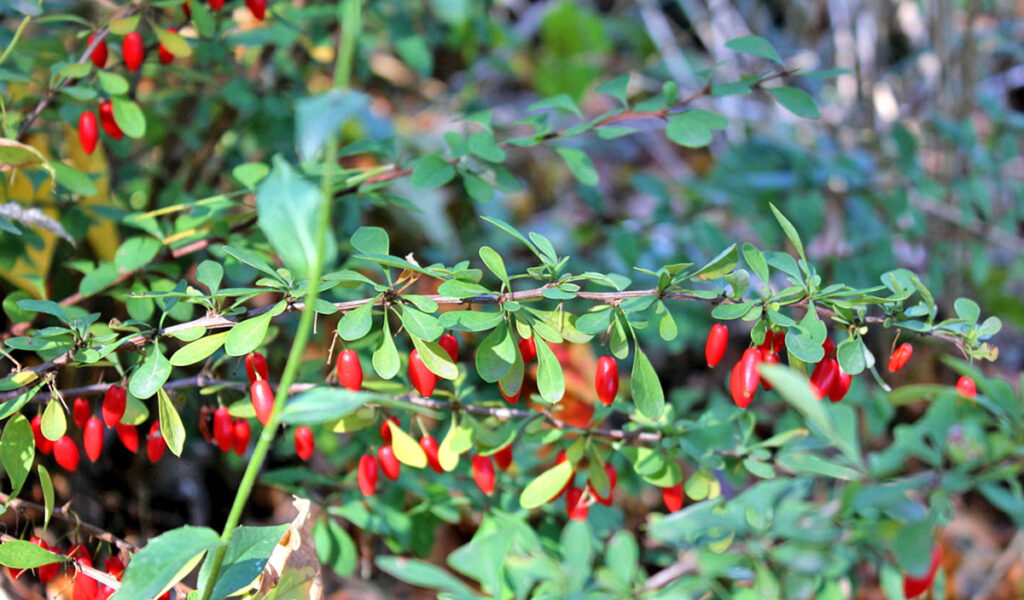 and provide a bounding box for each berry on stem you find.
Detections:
[729,348,761,408]
[828,367,852,403]
[213,407,233,453]
[518,337,537,363]
[250,379,274,426]
[408,350,436,397]
[760,351,779,390]
[956,375,976,398]
[83,416,104,462]
[122,32,144,72]
[379,416,399,444]
[809,358,839,400]
[294,426,314,460]
[888,342,913,373]
[245,352,269,385]
[705,323,728,367]
[54,436,80,471]
[420,435,443,473]
[146,421,165,463]
[232,419,251,455]
[357,454,378,496]
[88,34,108,68]
[246,0,267,20]
[101,385,126,428]
[158,28,177,65]
[494,445,513,471]
[378,445,401,480]
[116,423,139,453]
[595,356,619,405]
[31,415,52,455]
[472,454,495,495]
[78,111,98,154]
[73,397,91,429]
[588,462,617,506]
[565,485,588,521]
[336,349,363,391]
[662,482,684,512]
[98,100,123,139]
[439,332,459,362]
[208,0,225,10]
